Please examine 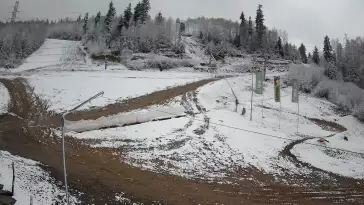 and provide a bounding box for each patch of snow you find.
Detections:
[9,39,85,73]
[25,70,211,112]
[66,71,364,180]
[182,36,208,63]
[293,116,364,179]
[0,151,80,204]
[65,106,186,133]
[0,82,10,114]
